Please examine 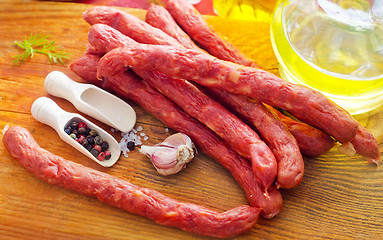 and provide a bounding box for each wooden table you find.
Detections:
[0,1,382,239]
